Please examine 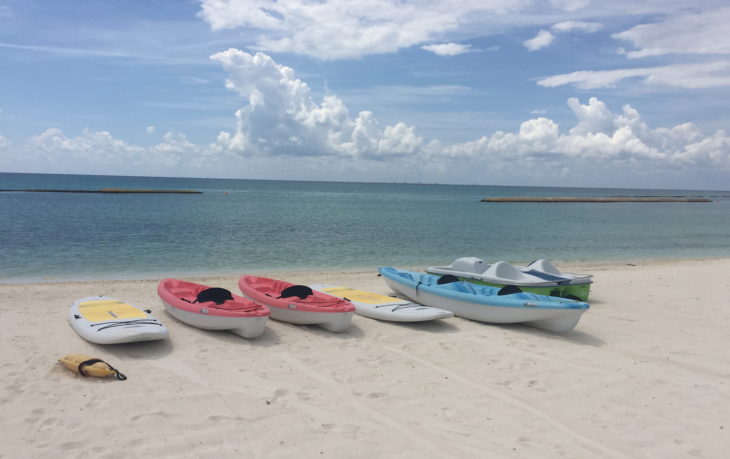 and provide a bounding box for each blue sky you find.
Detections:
[1,0,729,189]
